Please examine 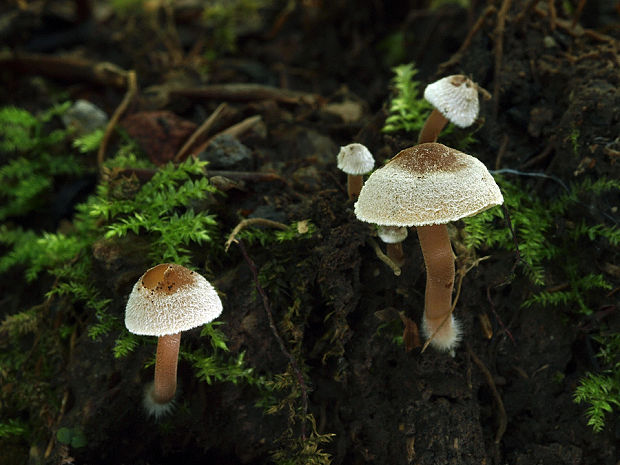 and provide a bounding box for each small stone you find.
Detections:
[62,99,108,135]
[198,134,253,171]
